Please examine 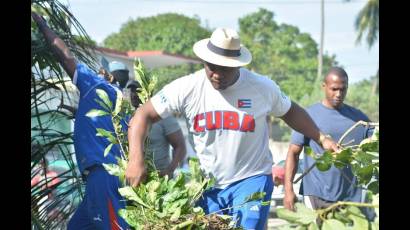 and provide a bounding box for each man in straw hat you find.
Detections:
[126,28,340,229]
